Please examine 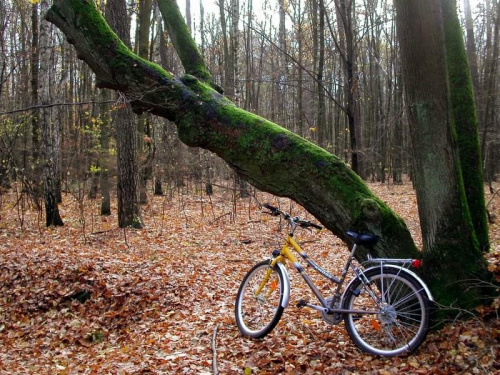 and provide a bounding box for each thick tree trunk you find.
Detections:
[395,0,491,307]
[441,0,489,252]
[45,0,419,260]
